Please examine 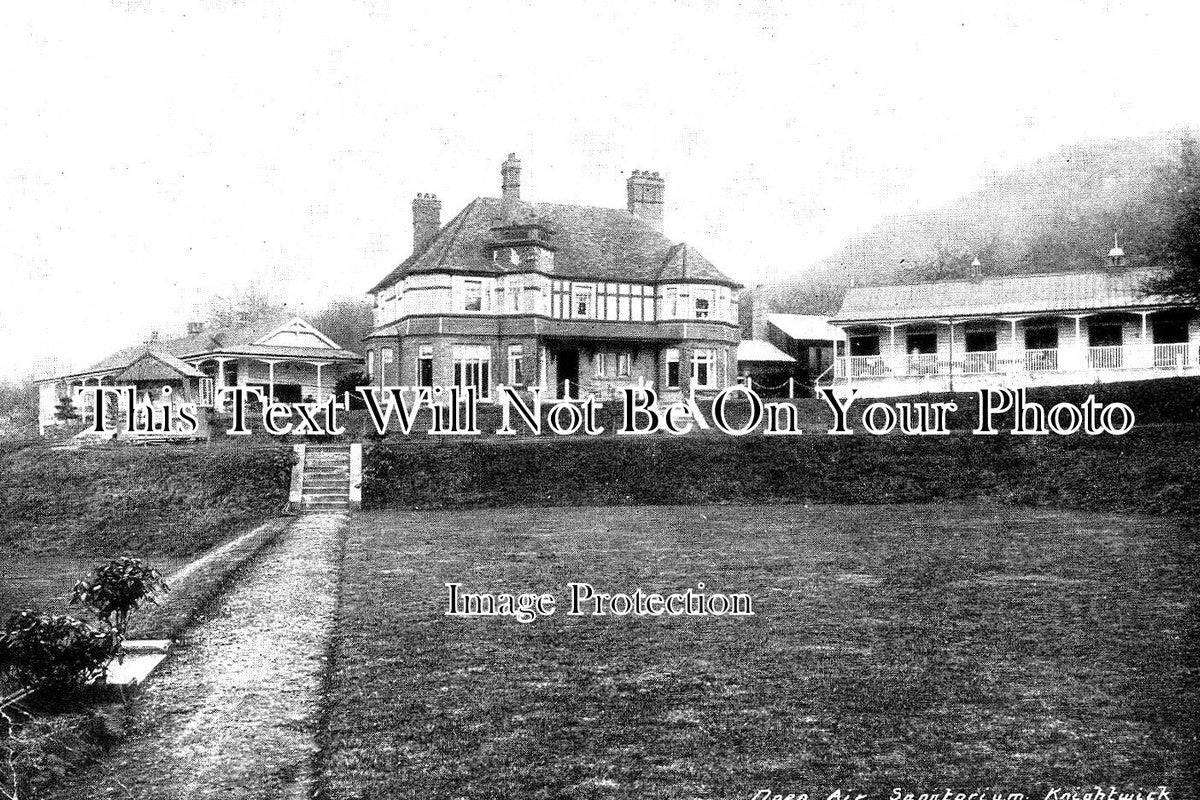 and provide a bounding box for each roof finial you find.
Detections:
[1108,232,1125,265]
